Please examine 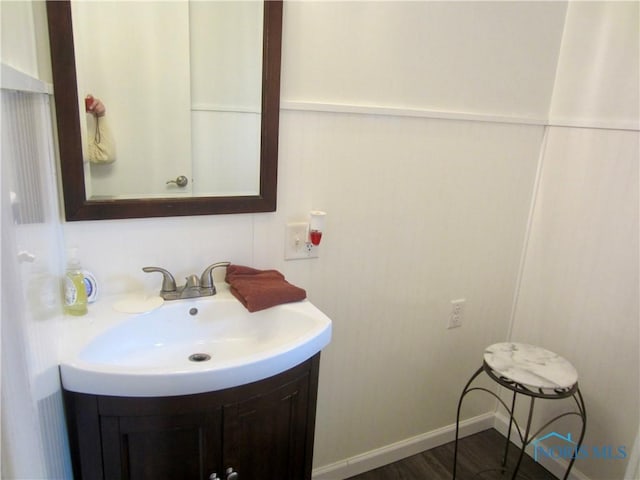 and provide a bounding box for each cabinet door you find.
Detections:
[100,410,222,480]
[222,375,311,480]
